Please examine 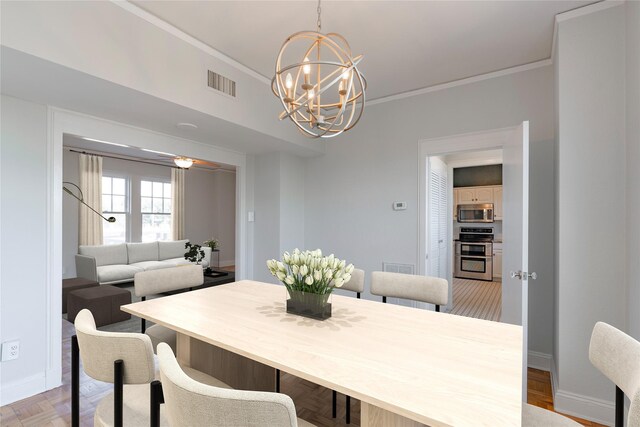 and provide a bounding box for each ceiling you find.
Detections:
[132,0,596,100]
[63,134,237,172]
